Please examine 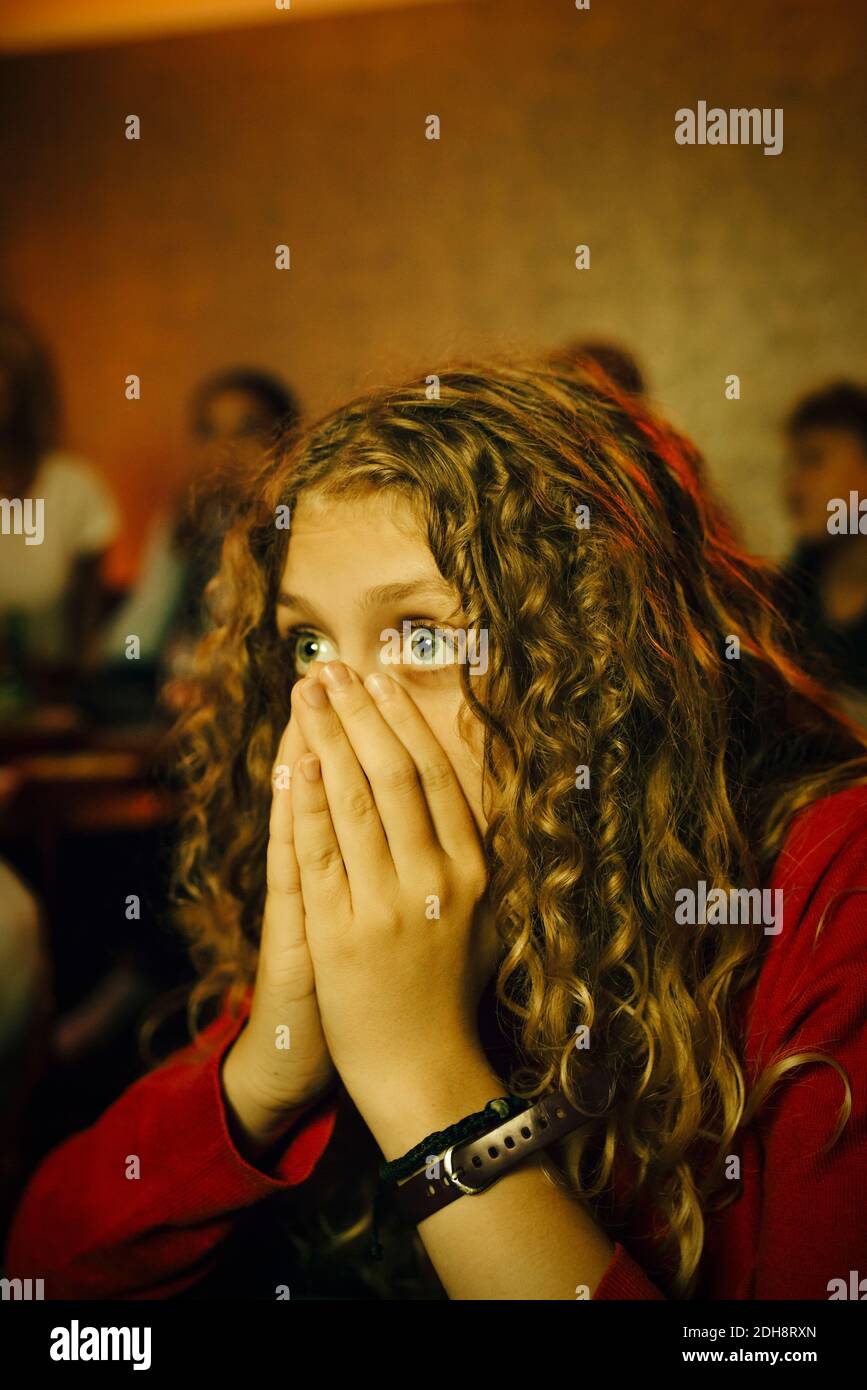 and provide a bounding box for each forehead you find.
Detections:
[791,426,866,455]
[278,489,449,598]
